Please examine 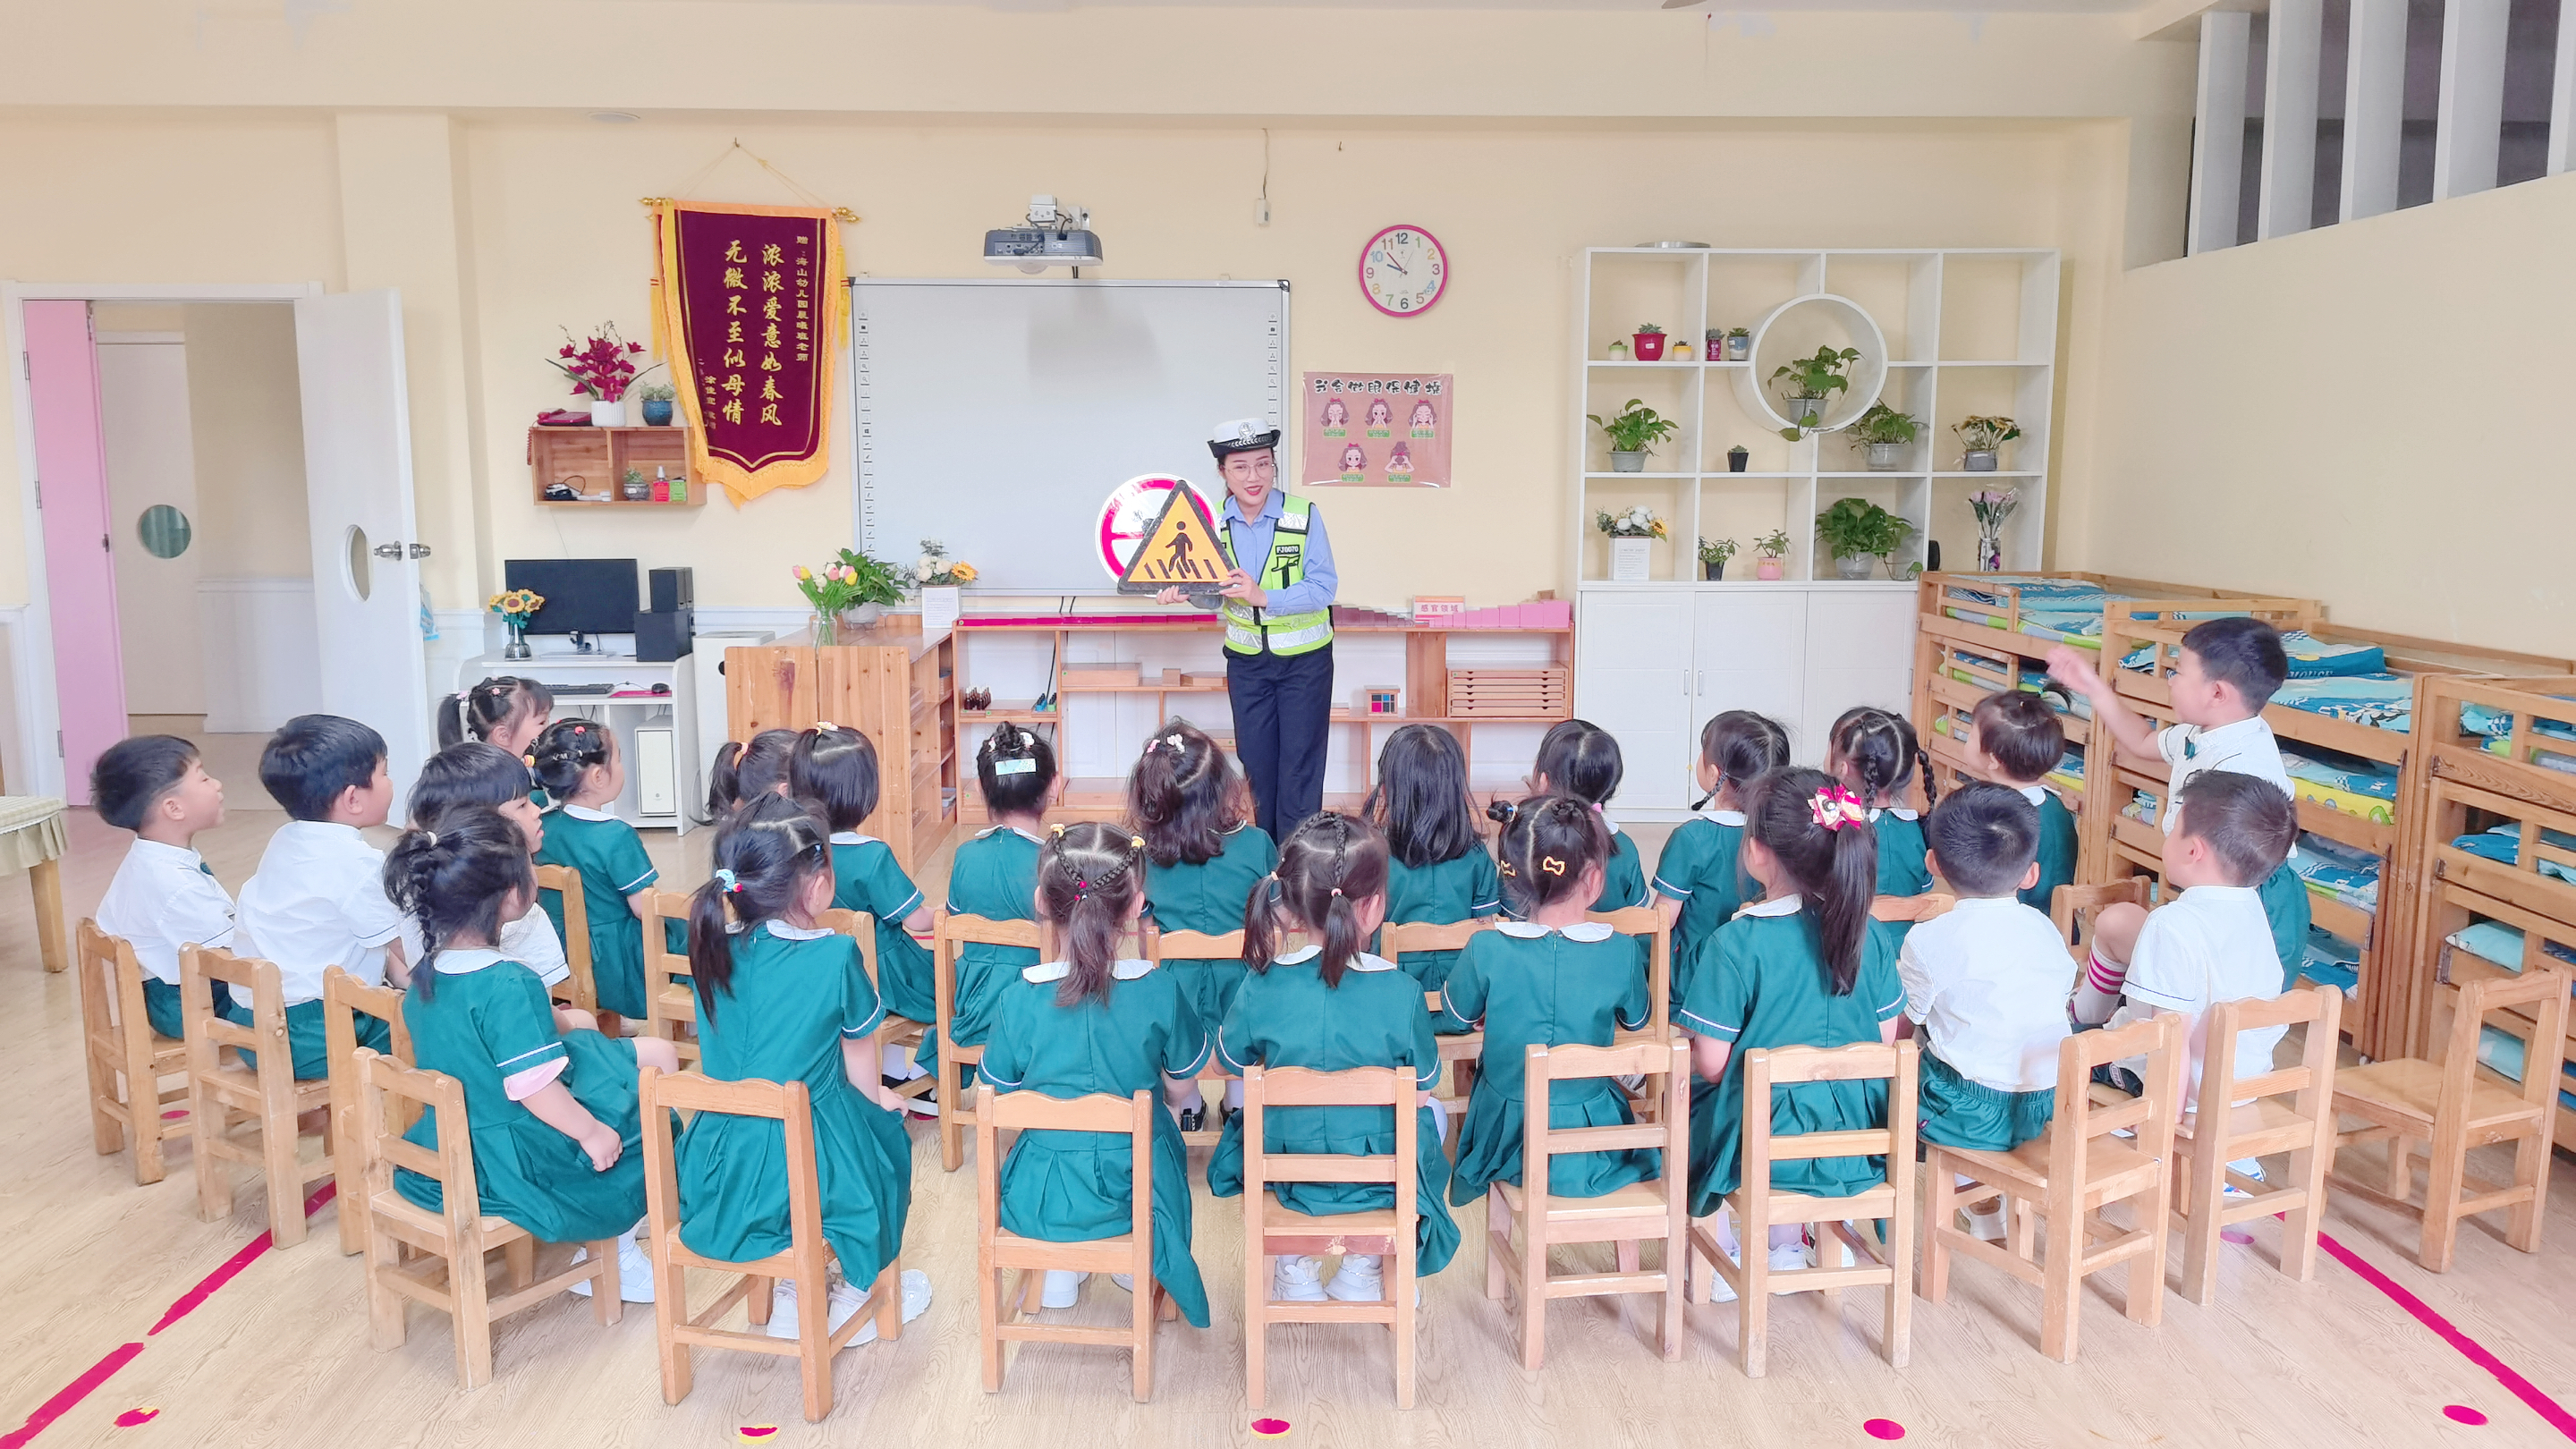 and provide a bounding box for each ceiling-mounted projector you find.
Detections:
[986,194,1103,273]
